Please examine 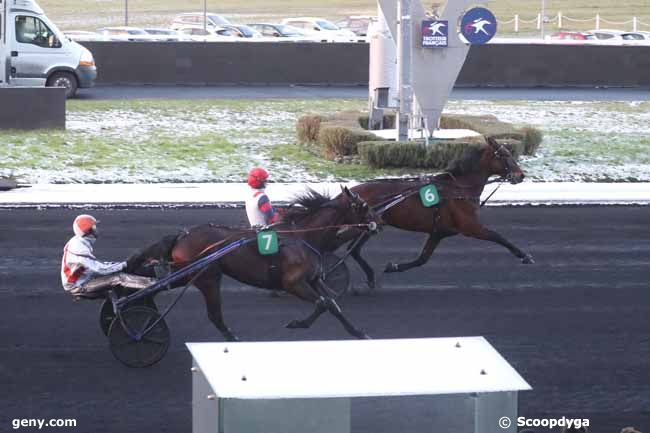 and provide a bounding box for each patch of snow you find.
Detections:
[2,182,650,207]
